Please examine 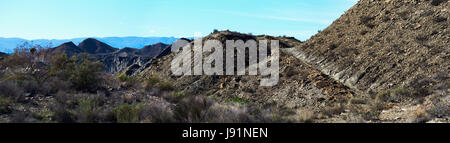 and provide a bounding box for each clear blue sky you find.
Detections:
[0,0,358,41]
